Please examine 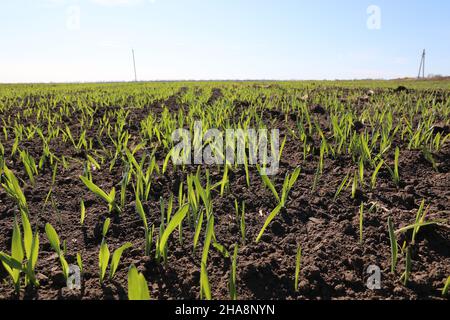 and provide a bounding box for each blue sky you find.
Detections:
[1,0,449,83]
